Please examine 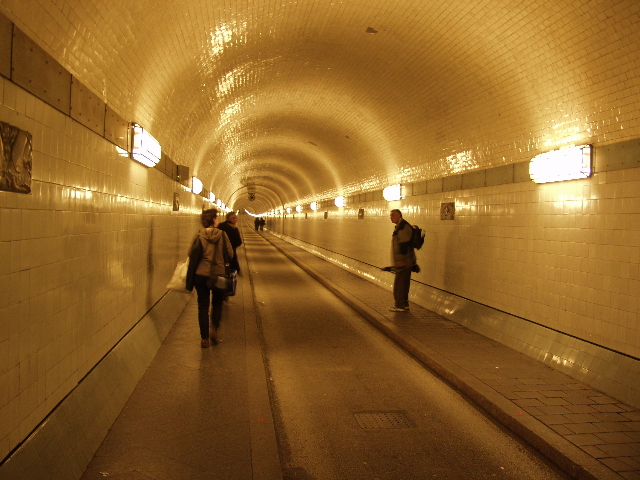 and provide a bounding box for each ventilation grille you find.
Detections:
[353,411,415,429]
